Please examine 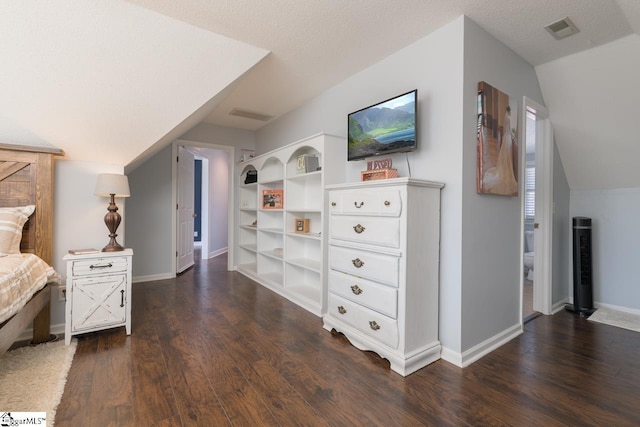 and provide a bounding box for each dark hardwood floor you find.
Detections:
[56,254,640,426]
